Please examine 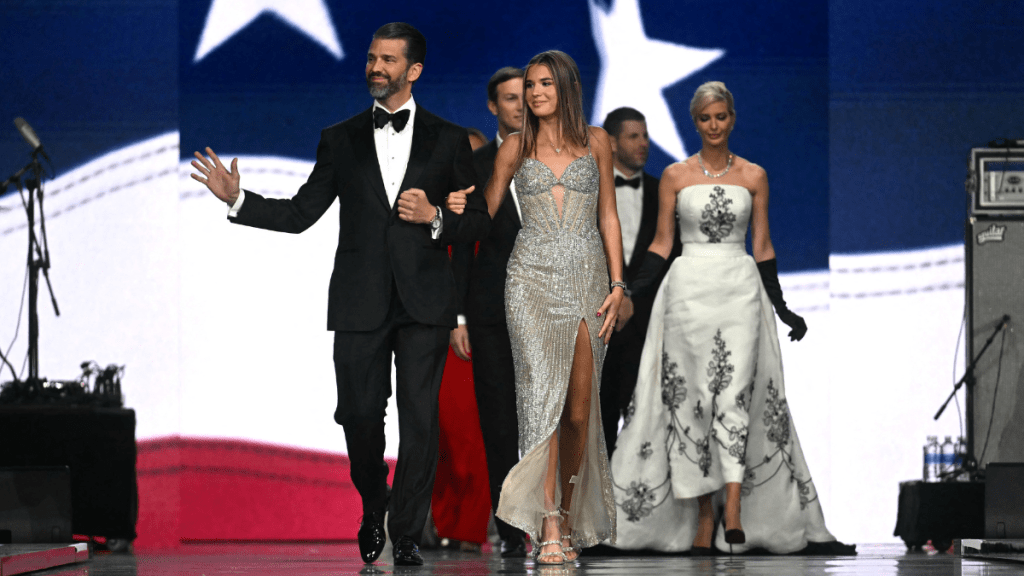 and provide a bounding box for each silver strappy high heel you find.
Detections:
[535,509,567,565]
[557,507,580,561]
